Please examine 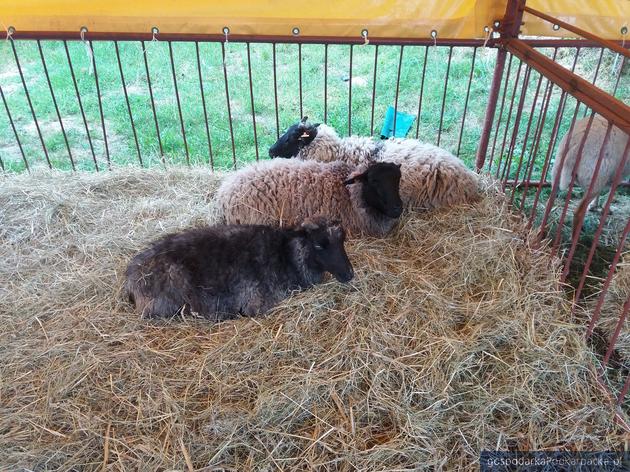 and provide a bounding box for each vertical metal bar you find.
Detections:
[298,43,303,119]
[602,297,630,368]
[573,47,582,68]
[590,47,605,86]
[196,41,214,168]
[0,84,29,171]
[10,39,51,168]
[324,44,328,124]
[494,60,523,178]
[508,69,544,204]
[551,112,596,253]
[457,47,477,156]
[114,41,142,167]
[392,45,404,137]
[476,49,508,171]
[437,46,453,147]
[37,40,75,170]
[246,42,259,161]
[511,48,558,196]
[370,45,379,135]
[536,100,582,238]
[64,40,98,171]
[524,47,580,217]
[560,122,614,282]
[272,43,280,139]
[617,375,630,407]
[485,52,512,172]
[612,55,626,98]
[500,65,531,187]
[582,47,605,118]
[168,41,190,165]
[348,44,353,136]
[517,79,553,209]
[91,41,111,169]
[573,140,630,304]
[586,219,630,337]
[415,46,429,139]
[142,41,164,166]
[221,41,237,168]
[526,90,567,226]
